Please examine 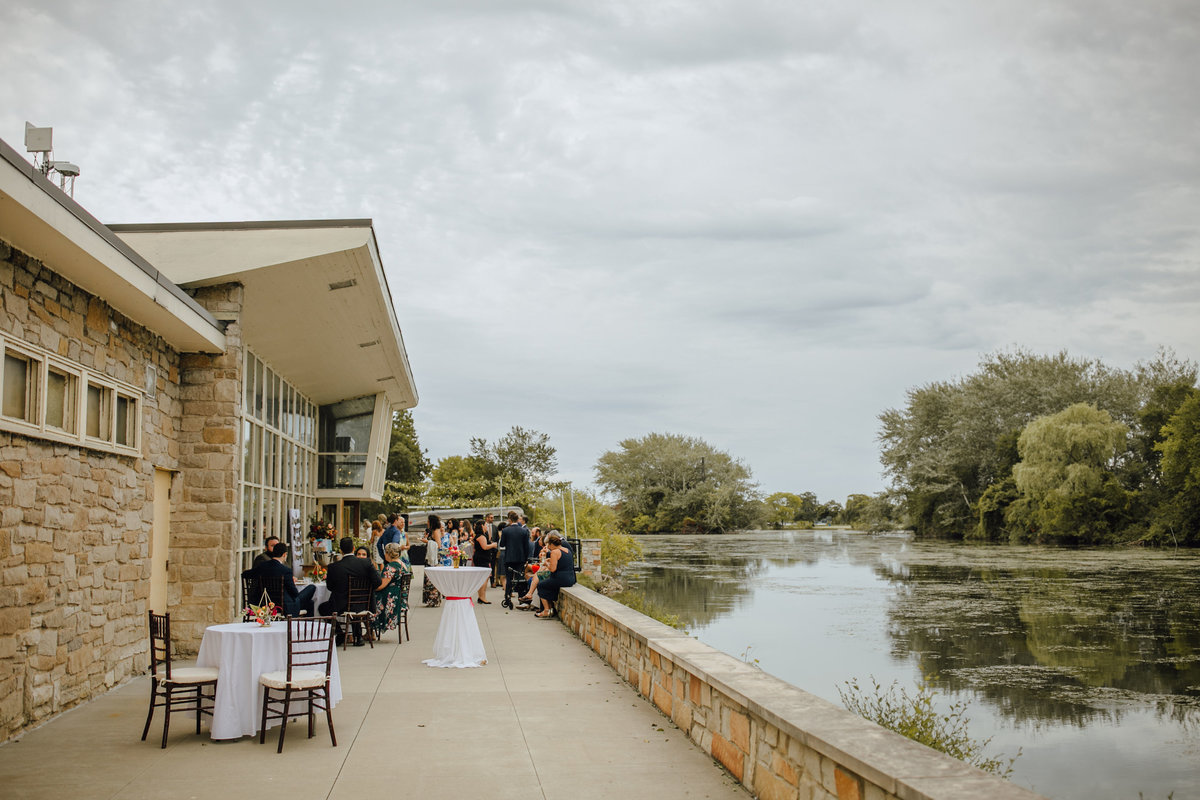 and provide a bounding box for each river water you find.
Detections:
[622,530,1200,800]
